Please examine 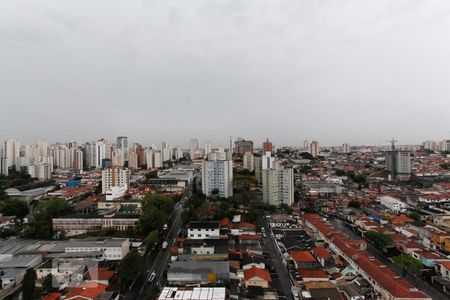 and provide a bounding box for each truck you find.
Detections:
[162,241,168,249]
